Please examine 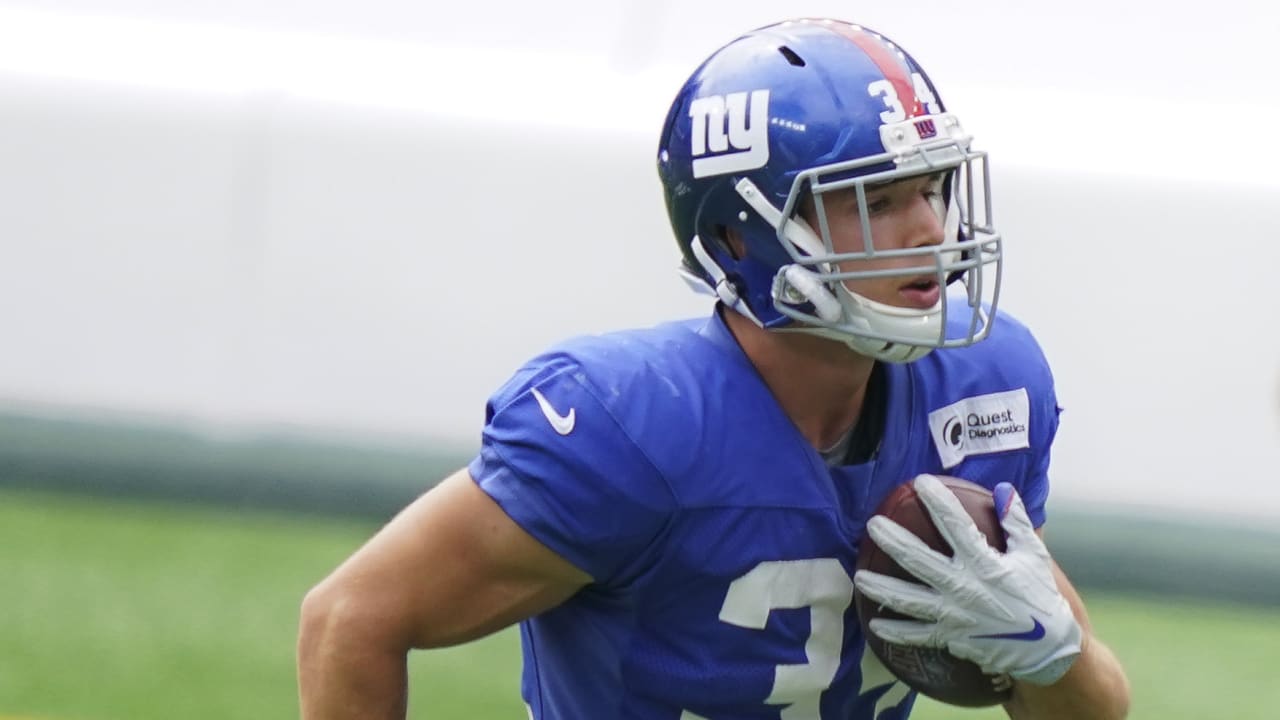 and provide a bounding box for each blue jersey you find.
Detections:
[468,305,1060,720]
